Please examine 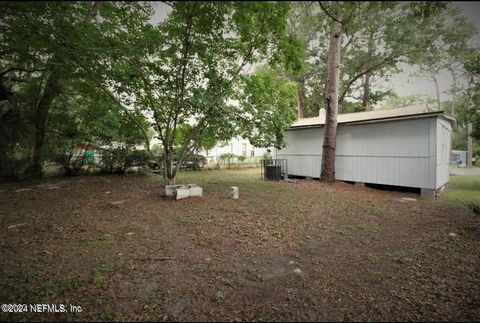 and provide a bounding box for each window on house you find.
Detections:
[242,143,247,157]
[250,149,255,157]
